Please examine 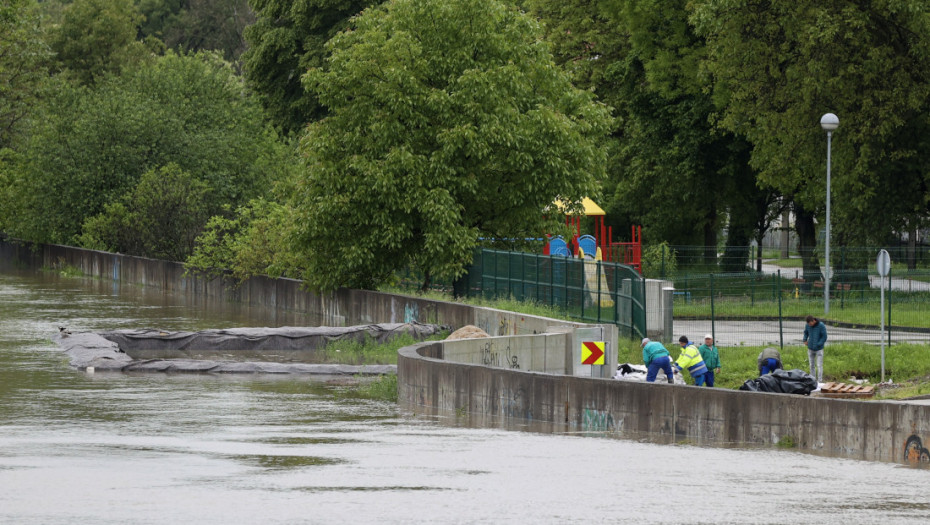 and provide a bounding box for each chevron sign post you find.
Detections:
[581,341,605,365]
